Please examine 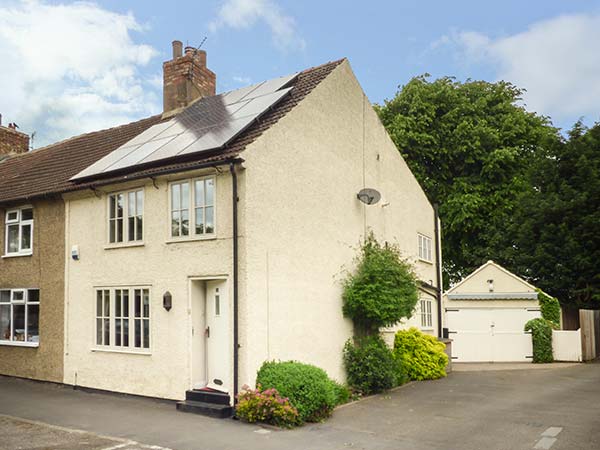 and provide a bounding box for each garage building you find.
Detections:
[443,261,541,362]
